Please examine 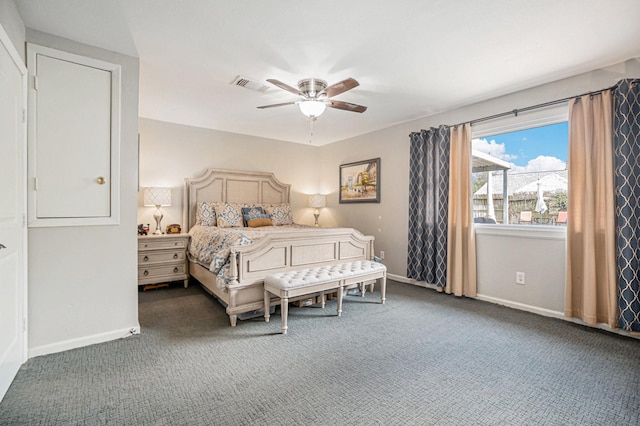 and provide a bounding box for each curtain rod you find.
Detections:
[466,79,639,127]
